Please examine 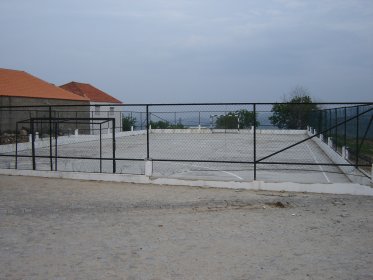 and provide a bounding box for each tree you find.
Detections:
[122,115,137,131]
[215,109,259,129]
[150,120,185,129]
[150,120,170,129]
[269,86,318,129]
[215,114,238,129]
[237,109,260,128]
[169,122,185,129]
